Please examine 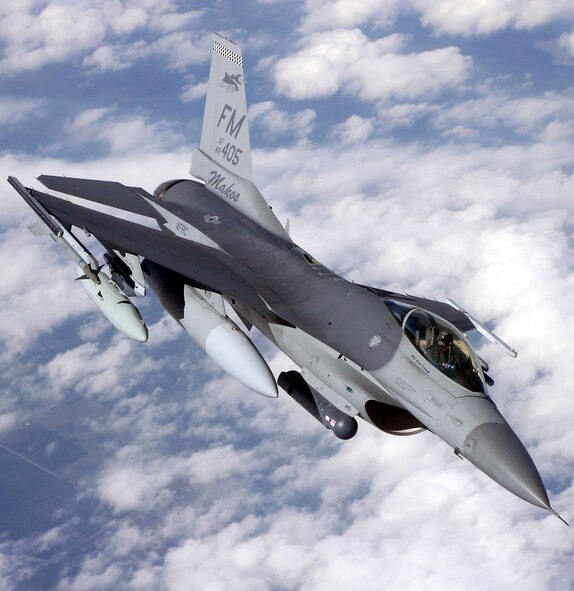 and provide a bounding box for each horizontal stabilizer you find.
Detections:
[38,175,157,218]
